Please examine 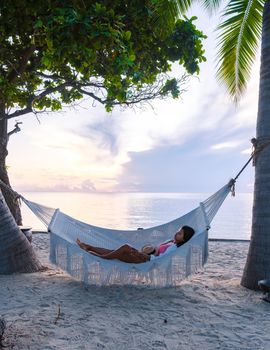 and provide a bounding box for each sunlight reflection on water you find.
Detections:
[21,192,253,240]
